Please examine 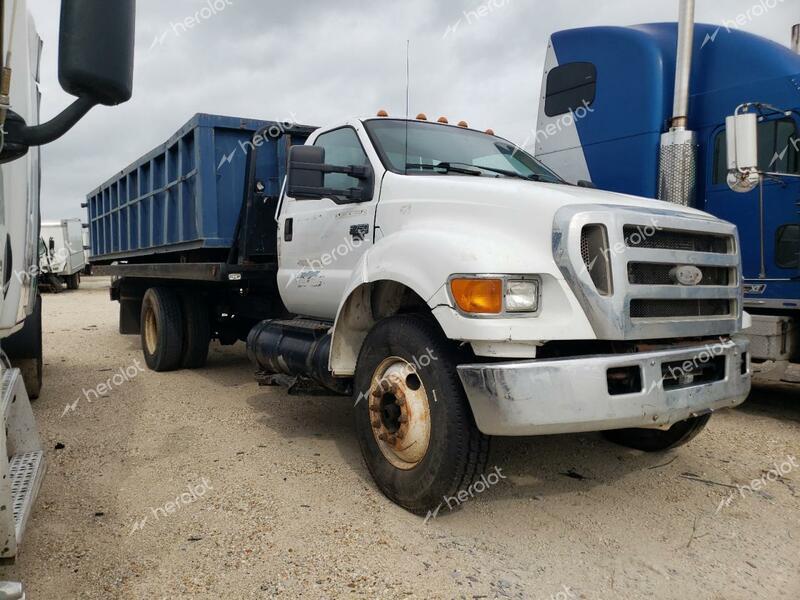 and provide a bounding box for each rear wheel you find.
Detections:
[353,314,489,515]
[66,273,80,290]
[140,288,184,372]
[180,294,211,369]
[602,414,712,452]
